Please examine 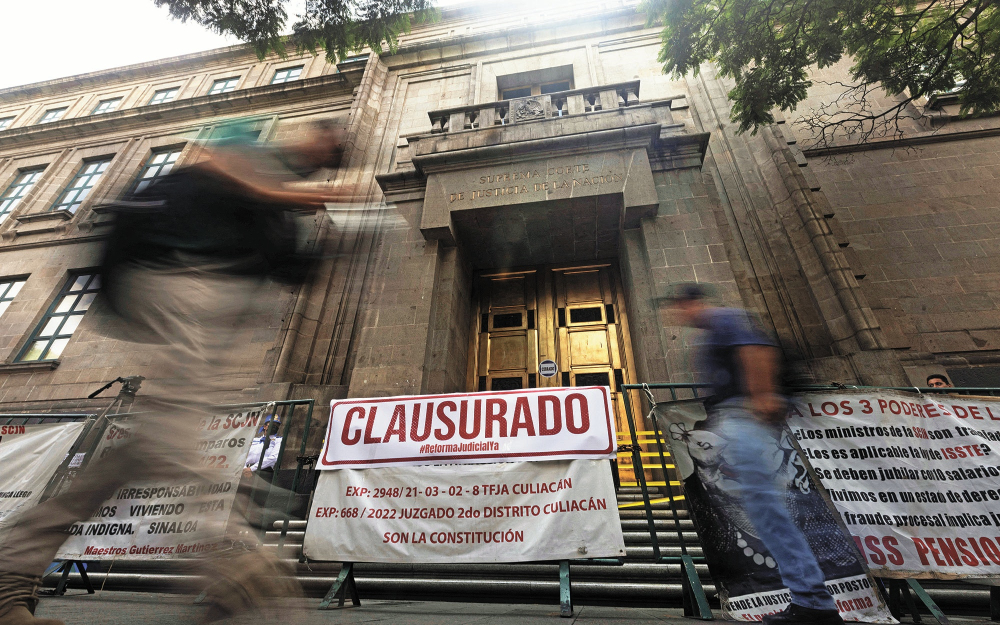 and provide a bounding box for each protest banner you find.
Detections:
[319,387,614,469]
[652,400,894,623]
[0,422,86,534]
[56,408,265,560]
[789,390,1000,579]
[303,459,625,563]
[305,388,624,564]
